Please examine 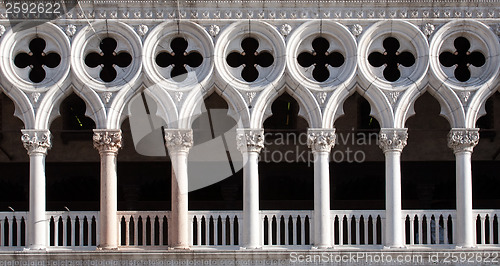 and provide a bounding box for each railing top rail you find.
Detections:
[0,211,28,219]
[46,211,99,216]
